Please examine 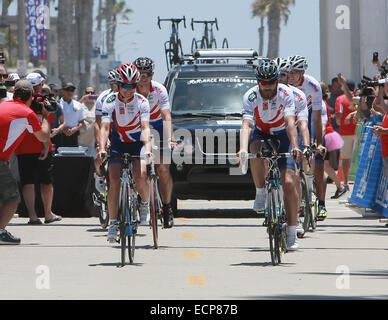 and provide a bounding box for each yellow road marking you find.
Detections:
[183,250,200,258]
[178,218,190,221]
[187,275,207,286]
[181,232,195,238]
[178,204,187,209]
